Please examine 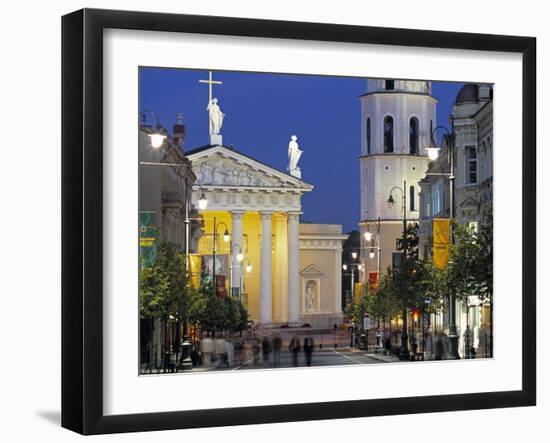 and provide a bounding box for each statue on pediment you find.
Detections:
[288,135,302,179]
